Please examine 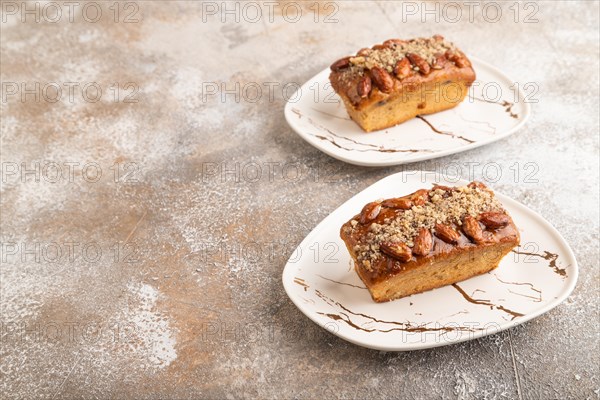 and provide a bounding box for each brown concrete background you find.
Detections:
[1,1,598,398]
